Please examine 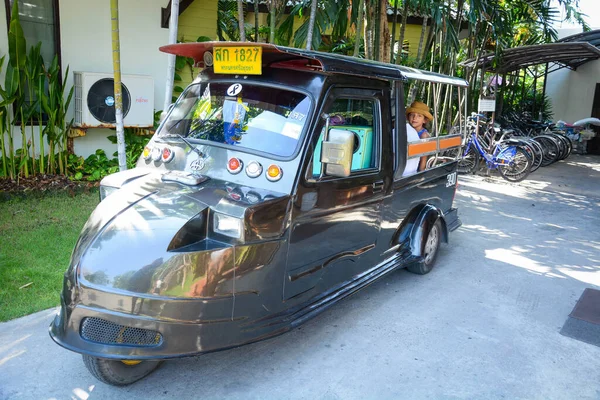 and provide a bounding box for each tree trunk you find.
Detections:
[373,0,380,60]
[379,0,391,62]
[306,0,318,50]
[416,15,428,64]
[237,0,246,42]
[408,15,429,103]
[390,0,398,60]
[254,0,259,42]
[395,0,409,65]
[269,0,277,43]
[364,1,375,59]
[110,0,127,171]
[353,0,364,57]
